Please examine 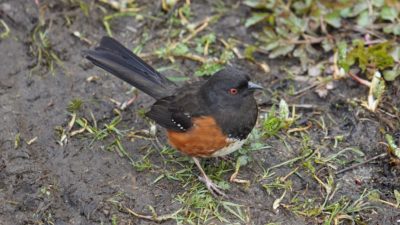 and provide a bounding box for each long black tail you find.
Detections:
[84,37,176,100]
